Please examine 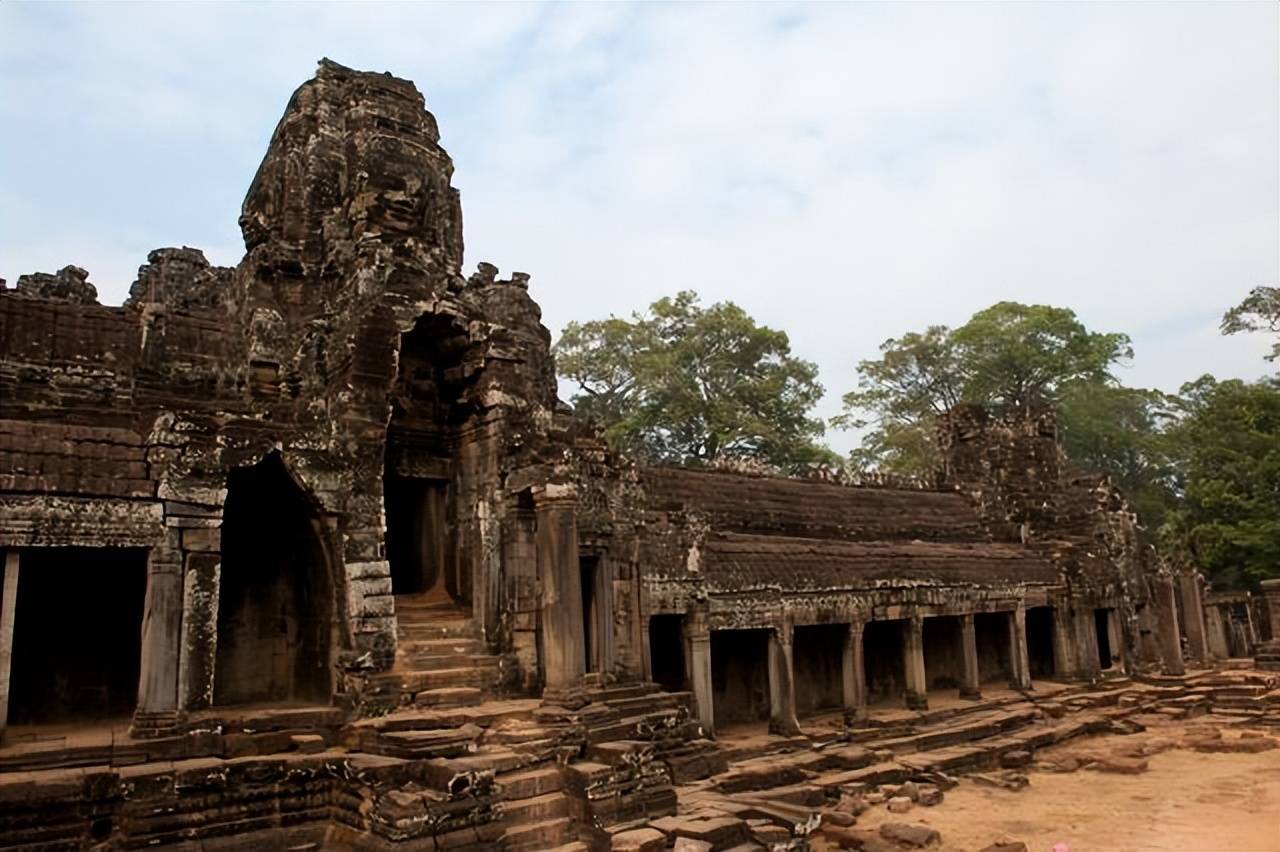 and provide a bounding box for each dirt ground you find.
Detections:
[858,725,1280,852]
